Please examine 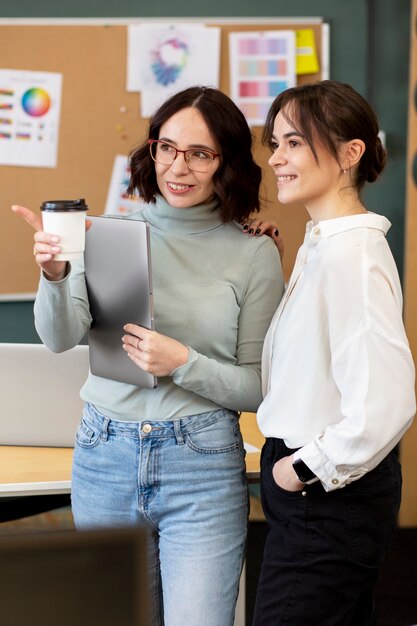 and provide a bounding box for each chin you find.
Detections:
[277,192,292,205]
[165,195,196,209]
